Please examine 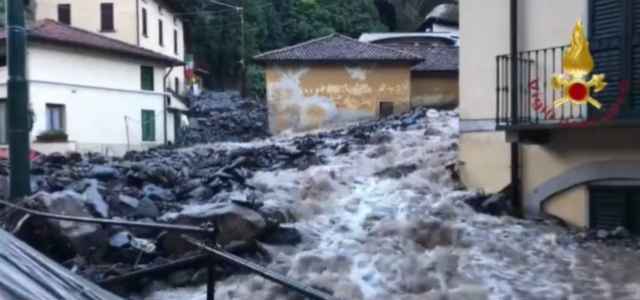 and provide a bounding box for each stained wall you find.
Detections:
[265,64,412,134]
